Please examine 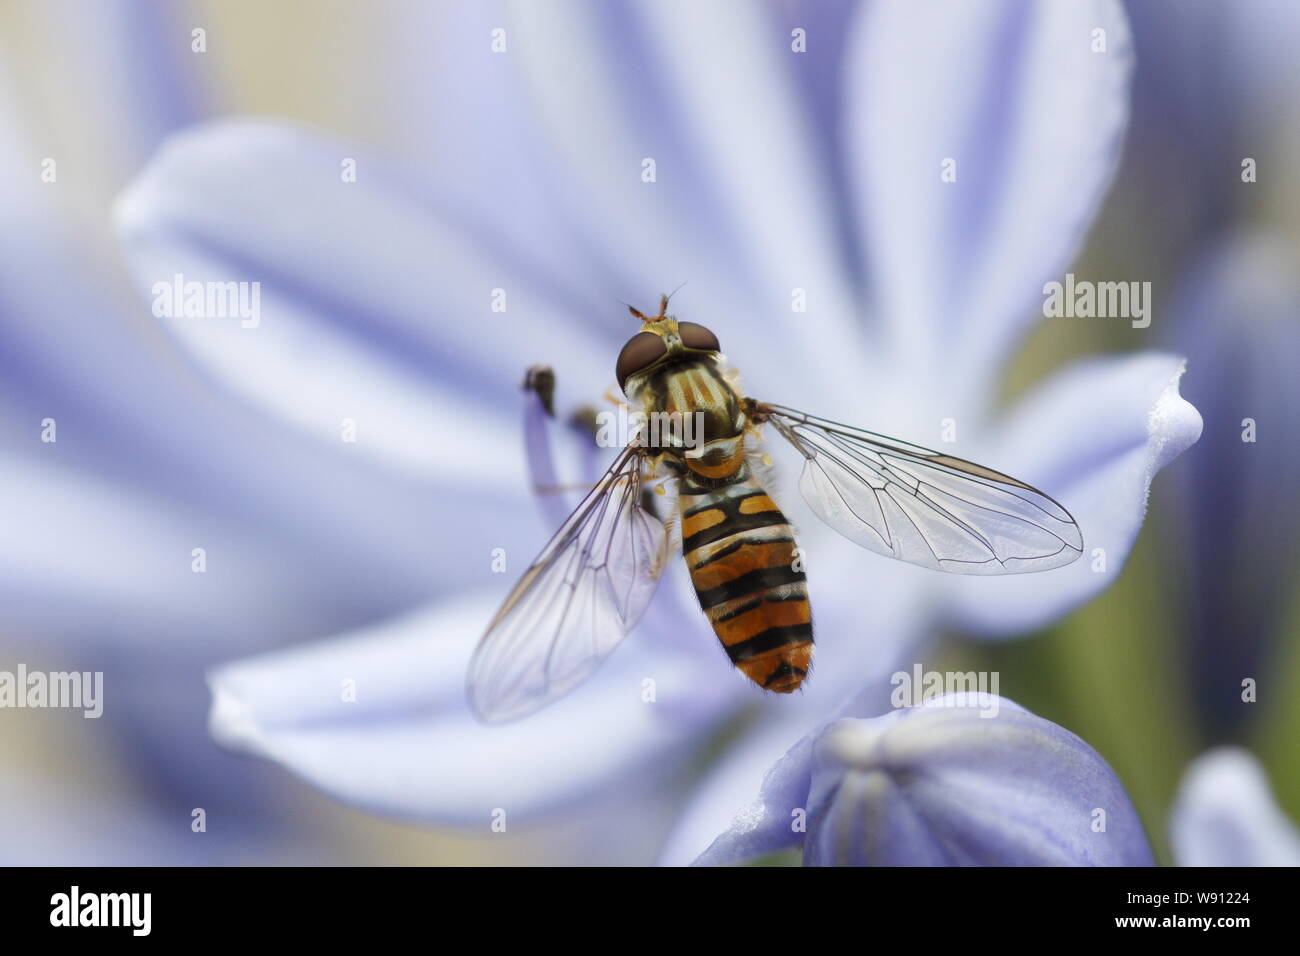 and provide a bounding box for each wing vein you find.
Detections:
[756,401,1082,576]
